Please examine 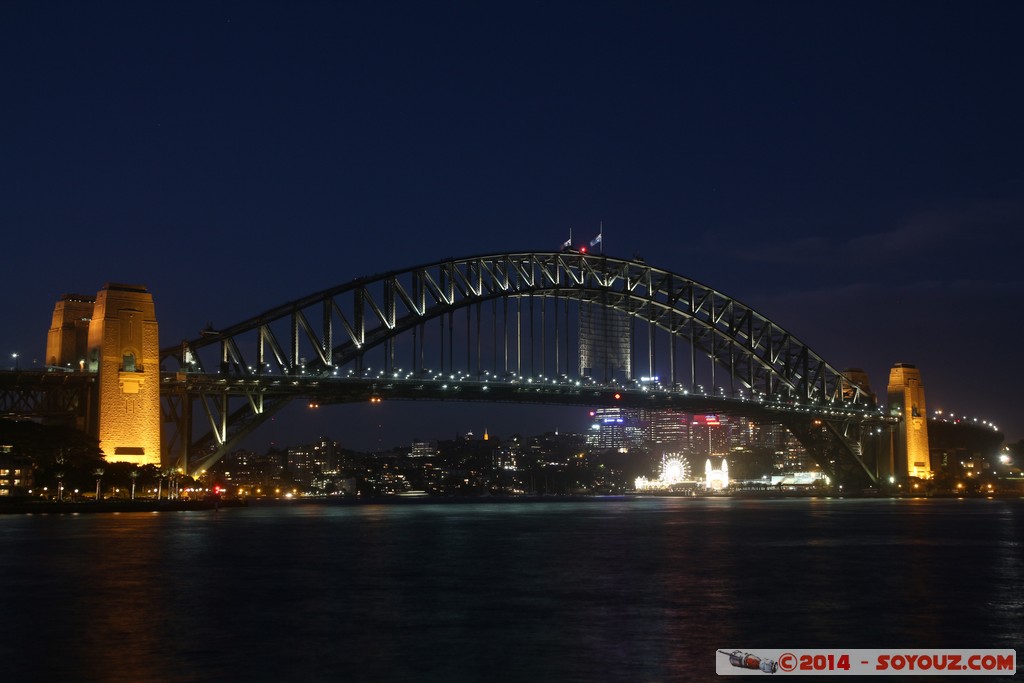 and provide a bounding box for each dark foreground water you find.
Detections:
[1,497,1021,682]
